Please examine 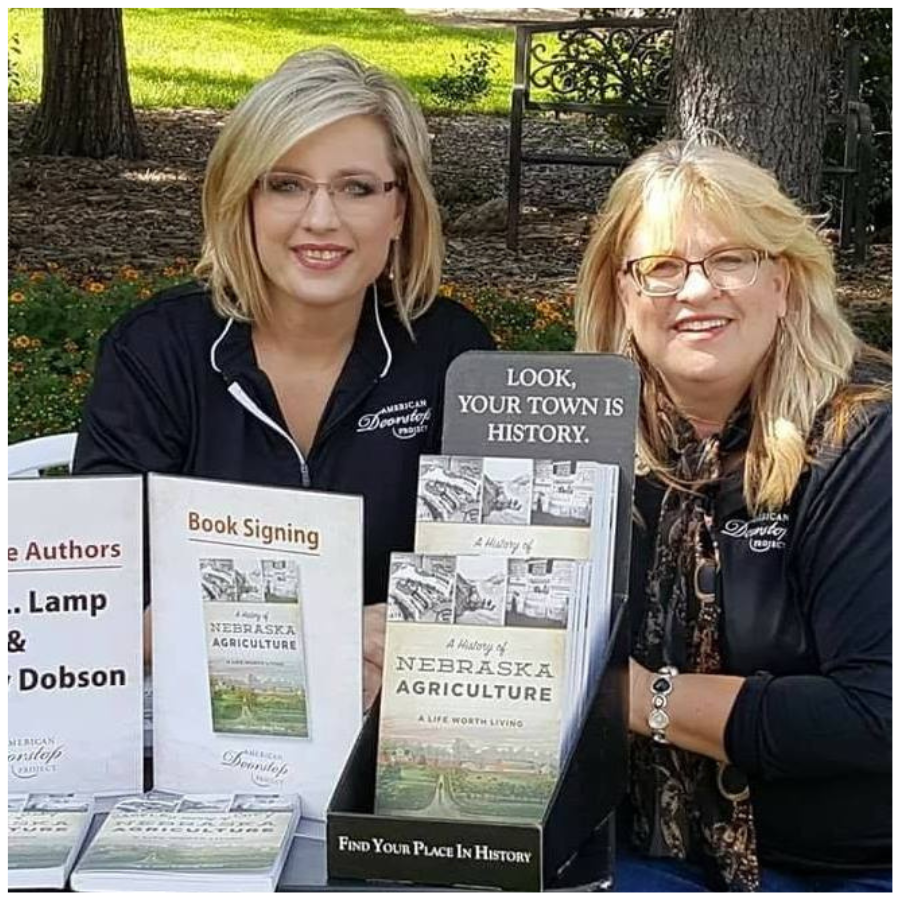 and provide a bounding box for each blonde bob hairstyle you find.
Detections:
[195,47,443,331]
[575,139,888,513]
